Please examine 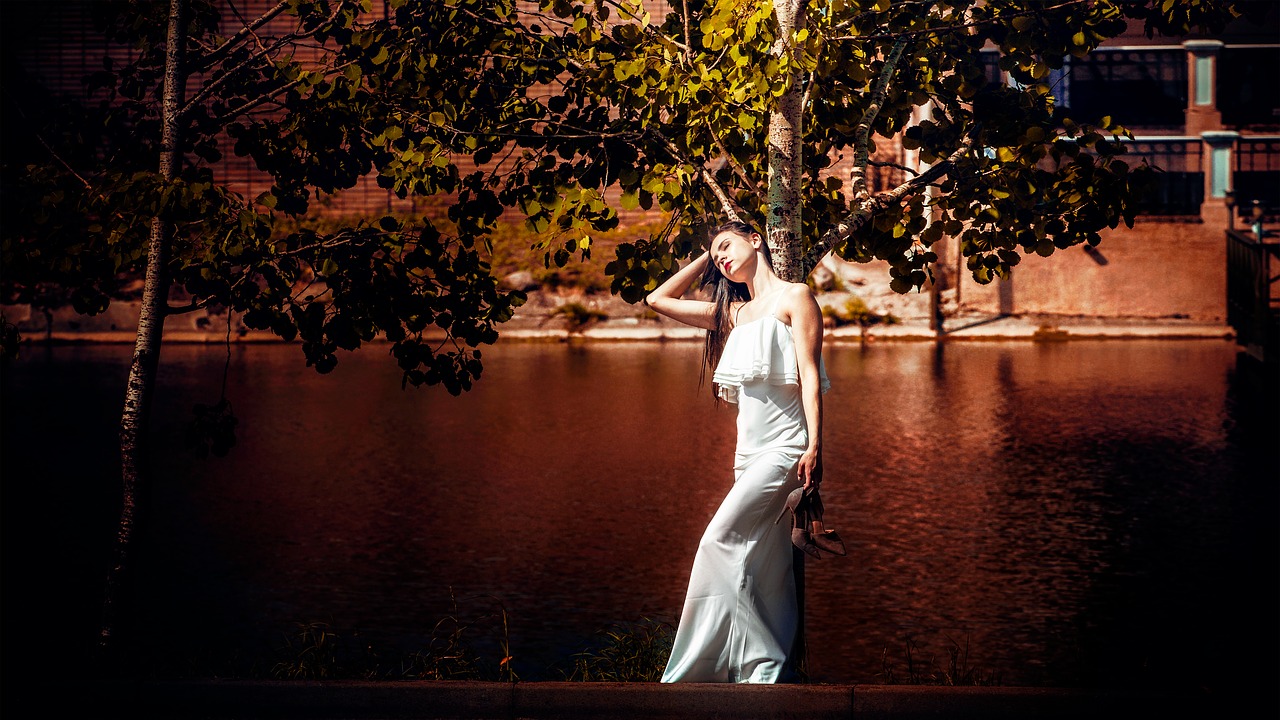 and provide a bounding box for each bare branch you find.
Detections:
[180,0,346,118]
[32,131,95,191]
[225,0,271,55]
[884,136,974,203]
[192,0,290,73]
[851,36,907,201]
[800,67,817,116]
[207,73,308,125]
[868,159,921,176]
[166,298,210,315]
